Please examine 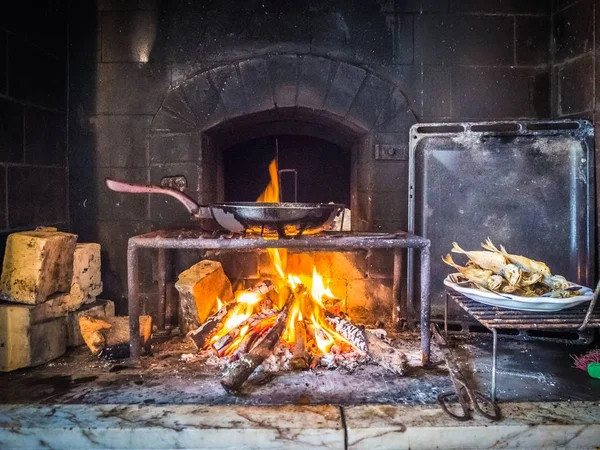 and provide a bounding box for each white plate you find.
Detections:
[443,274,594,312]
